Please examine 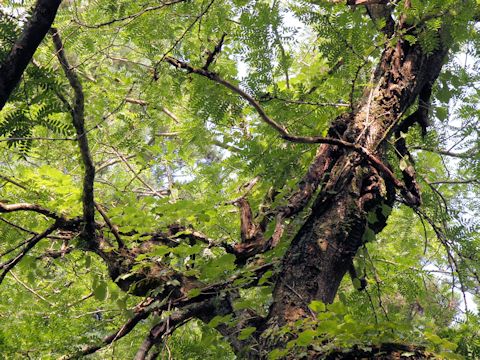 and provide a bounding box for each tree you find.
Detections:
[0,0,479,358]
